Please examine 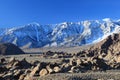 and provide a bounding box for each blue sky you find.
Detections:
[0,0,120,28]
